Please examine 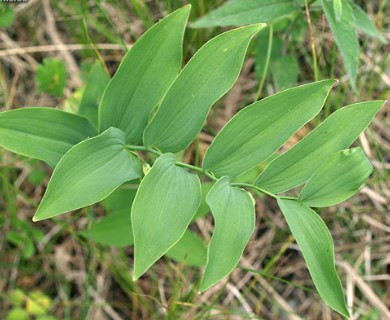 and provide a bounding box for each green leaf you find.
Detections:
[144,24,264,153]
[200,177,255,291]
[88,187,138,247]
[0,107,96,167]
[0,4,15,29]
[6,308,29,320]
[88,209,134,247]
[99,6,190,144]
[131,154,201,279]
[191,0,299,28]
[36,58,67,97]
[277,199,349,317]
[203,80,335,178]
[102,187,137,212]
[256,100,383,193]
[165,230,207,267]
[322,0,359,90]
[192,182,213,220]
[28,169,46,186]
[255,29,283,79]
[333,0,343,22]
[89,211,206,266]
[78,61,110,129]
[271,55,300,90]
[33,128,141,221]
[299,147,372,207]
[351,3,386,43]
